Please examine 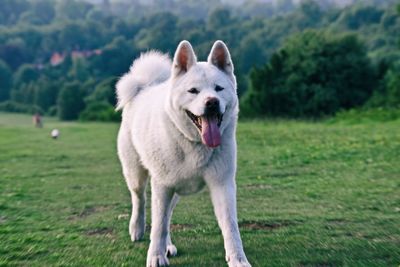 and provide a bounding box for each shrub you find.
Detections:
[47,105,57,117]
[0,100,43,114]
[0,60,12,102]
[57,81,85,120]
[84,76,118,106]
[79,102,120,122]
[367,68,400,108]
[241,30,377,118]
